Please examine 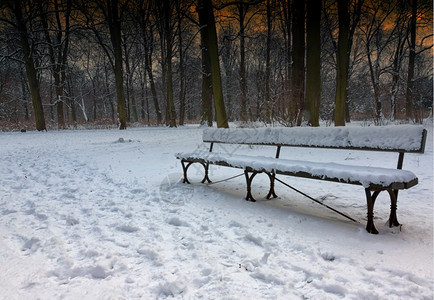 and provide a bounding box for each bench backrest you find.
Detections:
[203,126,427,153]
